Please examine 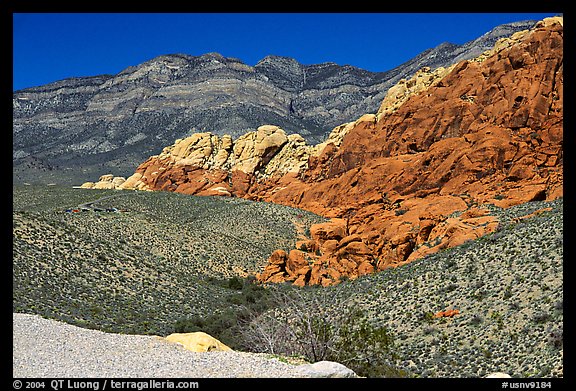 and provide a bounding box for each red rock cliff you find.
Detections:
[119,18,563,286]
